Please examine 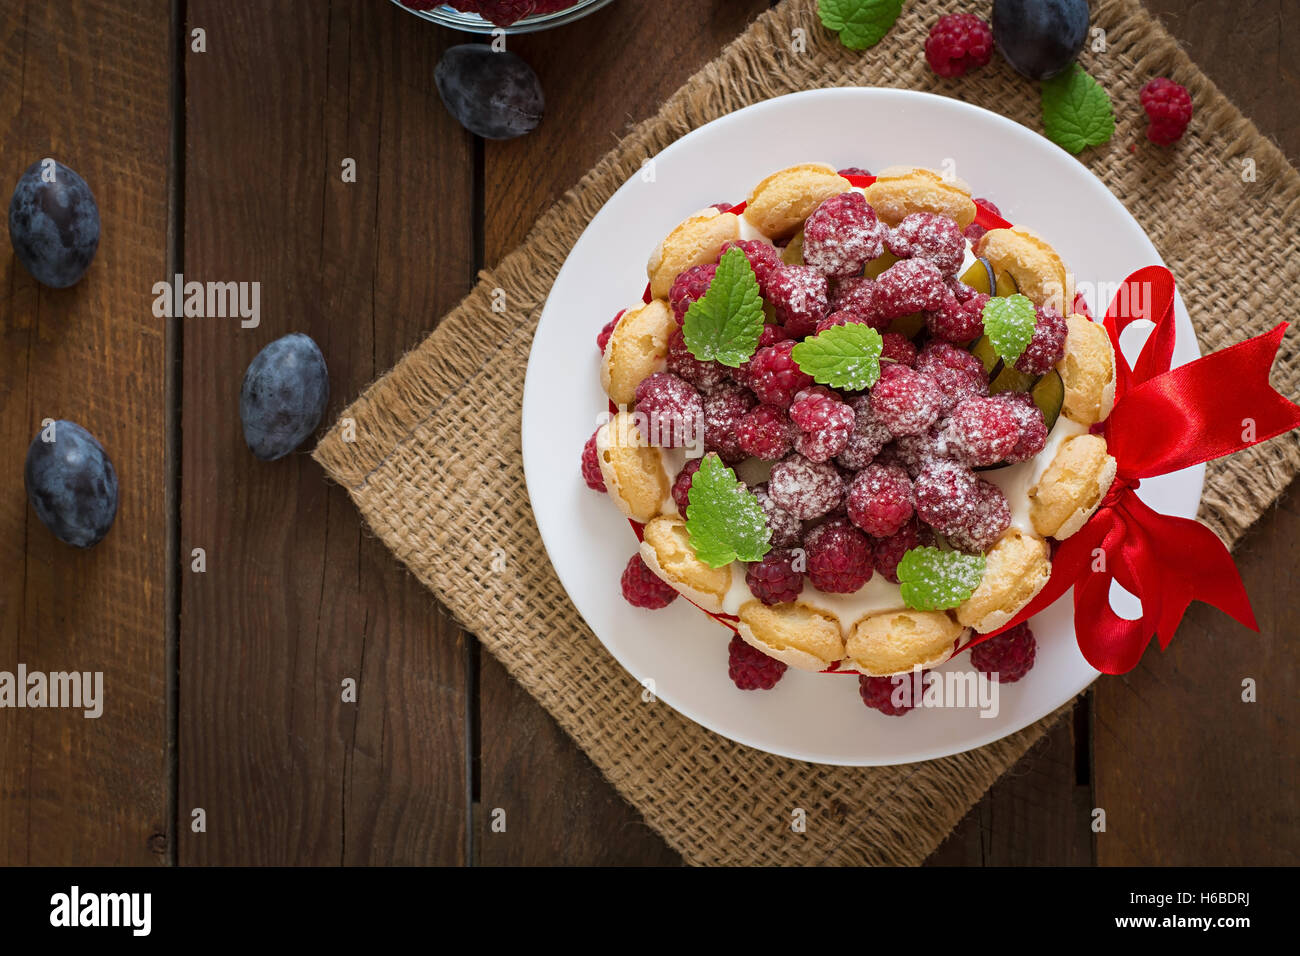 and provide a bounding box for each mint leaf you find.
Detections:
[682,247,765,368]
[790,322,883,391]
[1041,65,1115,155]
[818,0,903,50]
[982,294,1037,366]
[685,453,772,568]
[897,547,986,611]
